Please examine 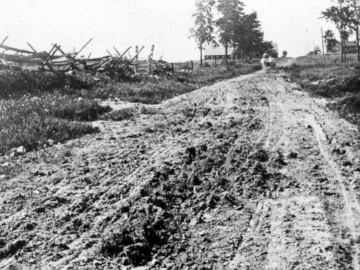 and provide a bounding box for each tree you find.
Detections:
[282,50,288,57]
[324,29,335,39]
[322,3,352,61]
[189,0,217,67]
[344,0,360,61]
[233,12,271,59]
[216,0,245,68]
[323,29,336,52]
